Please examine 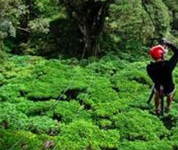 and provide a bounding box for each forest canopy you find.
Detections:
[0,0,178,58]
